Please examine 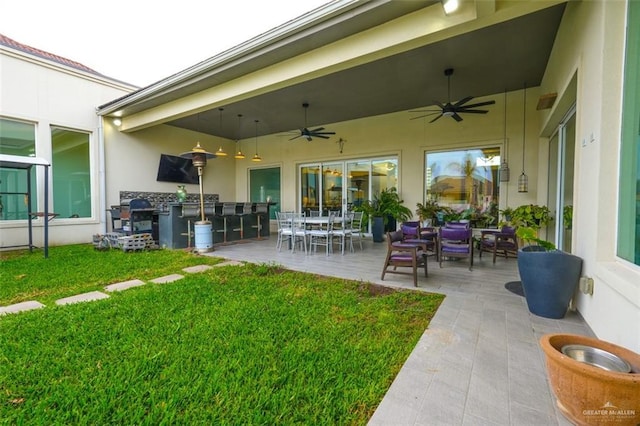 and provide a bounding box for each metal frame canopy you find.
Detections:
[0,154,51,258]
